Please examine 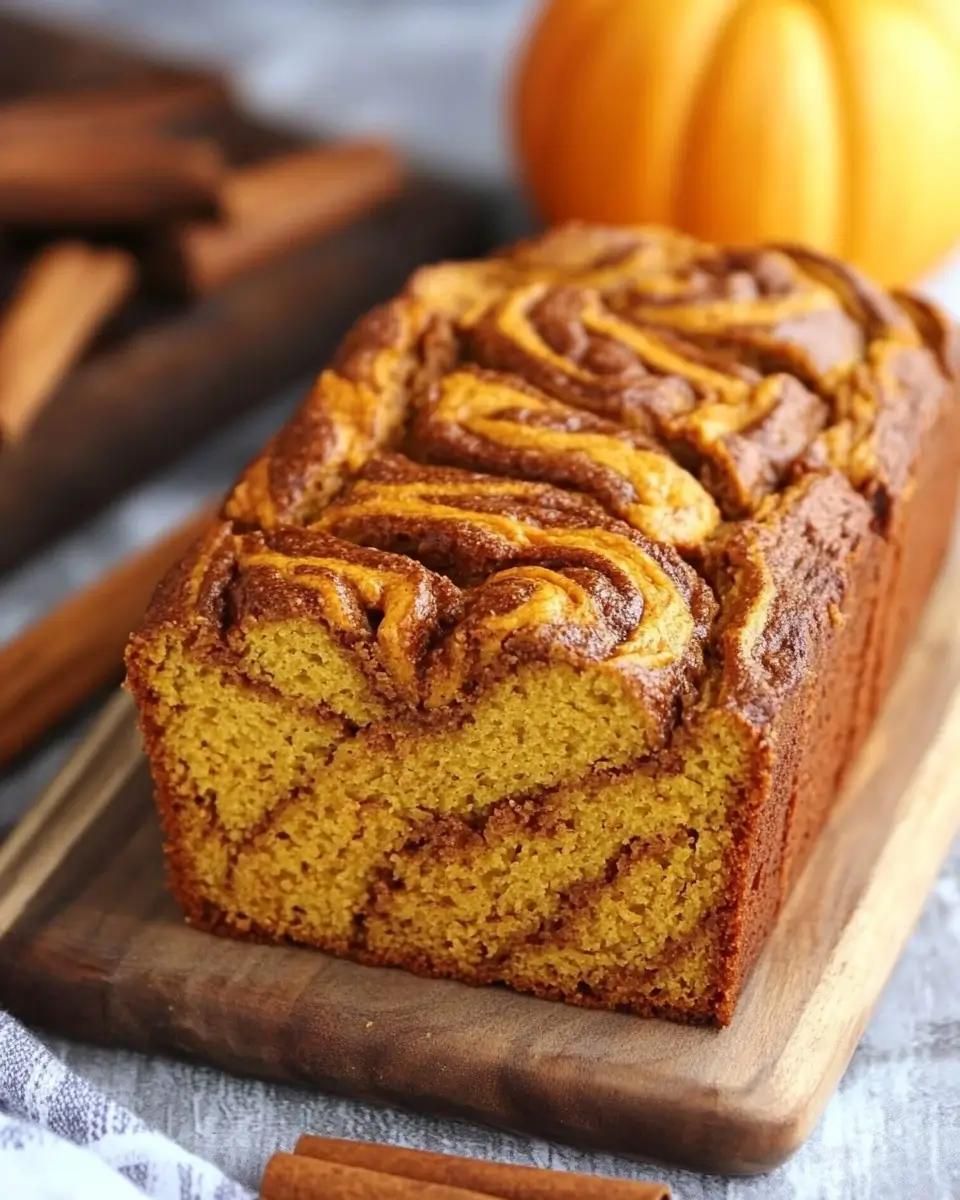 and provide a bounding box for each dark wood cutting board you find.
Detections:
[0,13,492,575]
[2,562,959,1175]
